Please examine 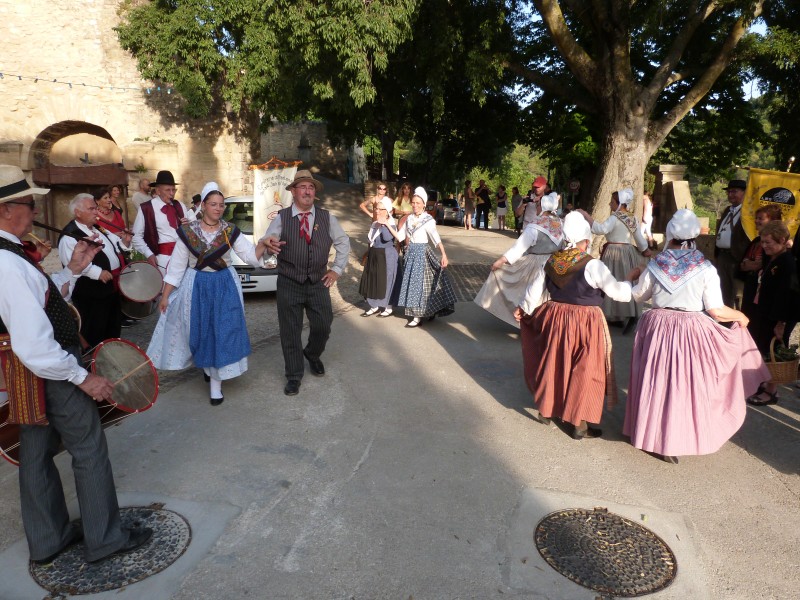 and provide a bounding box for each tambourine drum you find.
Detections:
[0,340,158,467]
[118,261,162,319]
[67,302,81,331]
[90,339,159,413]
